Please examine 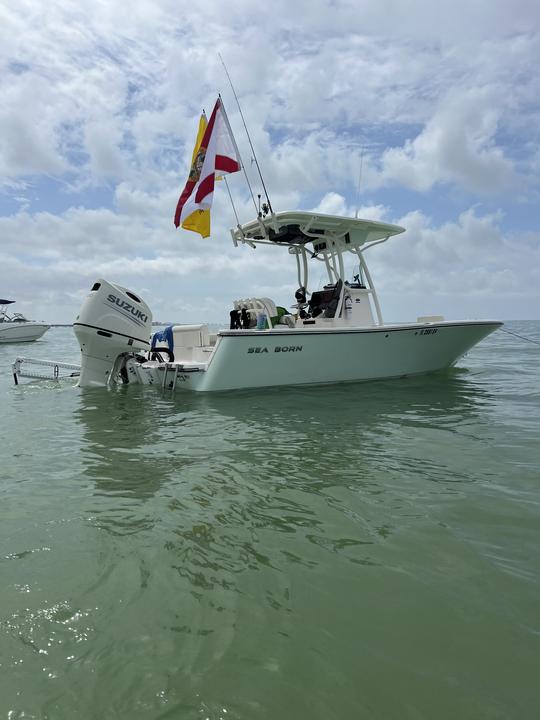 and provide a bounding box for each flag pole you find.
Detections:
[218,96,258,217]
[218,53,274,216]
